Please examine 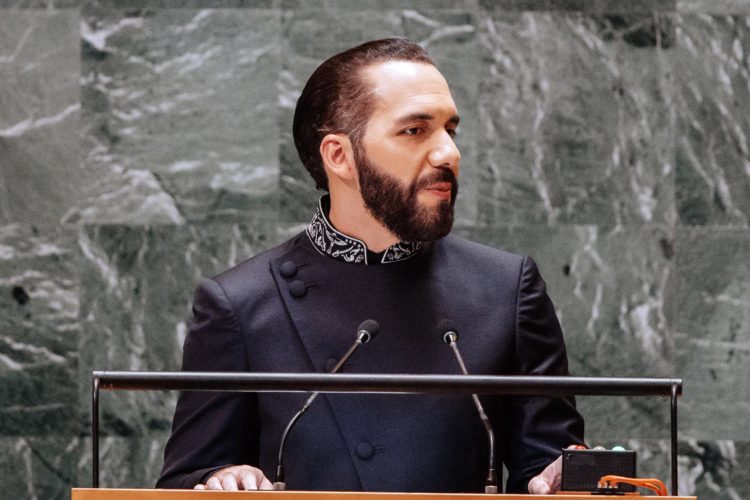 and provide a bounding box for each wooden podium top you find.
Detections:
[71,489,697,500]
